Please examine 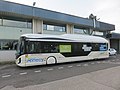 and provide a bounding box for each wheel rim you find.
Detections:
[47,56,56,64]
